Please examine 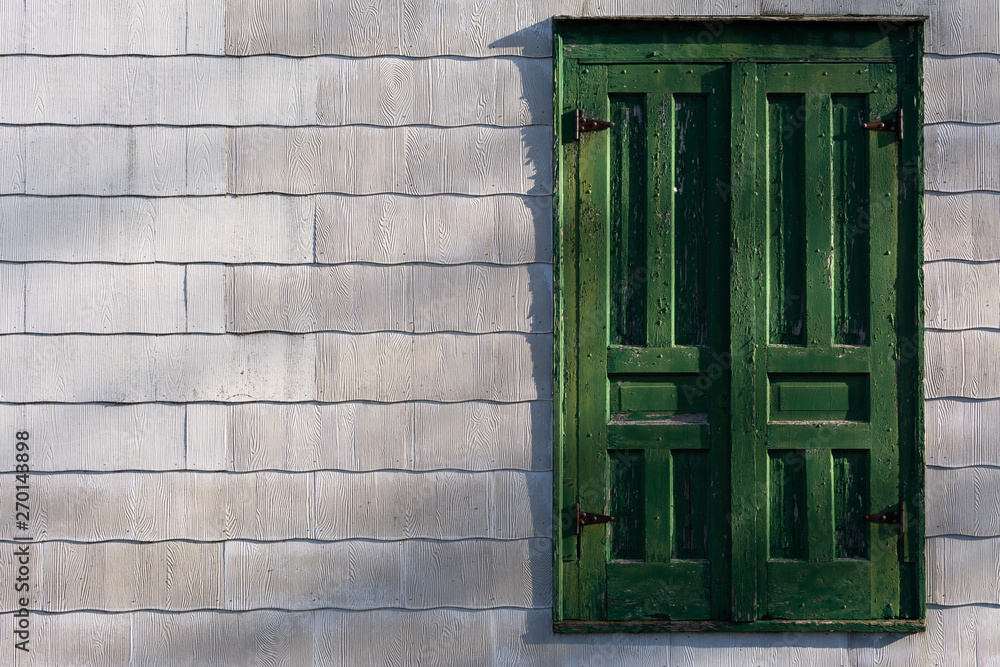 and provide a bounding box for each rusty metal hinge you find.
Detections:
[862,108,902,143]
[574,109,615,141]
[865,502,905,534]
[573,502,614,535]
